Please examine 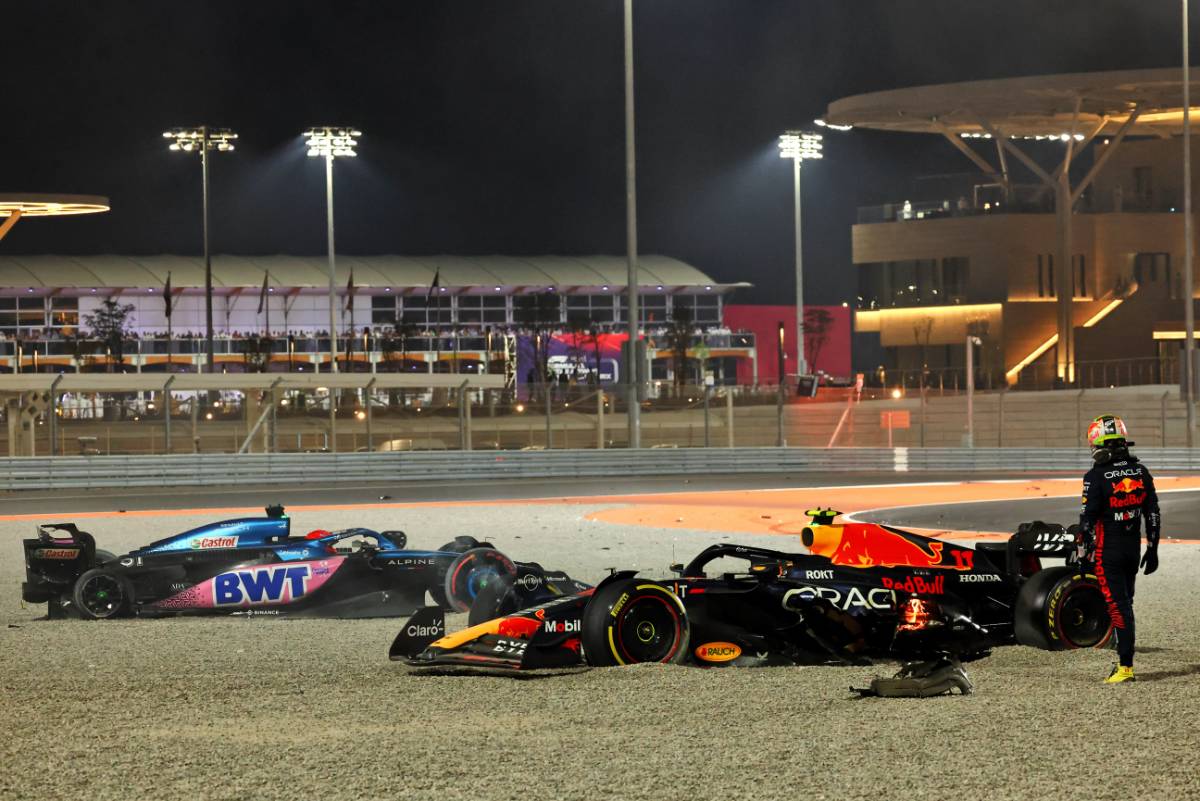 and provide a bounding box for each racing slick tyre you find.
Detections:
[94,549,117,566]
[467,574,521,627]
[581,578,690,667]
[1014,565,1112,651]
[429,537,485,607]
[443,548,518,613]
[72,569,134,620]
